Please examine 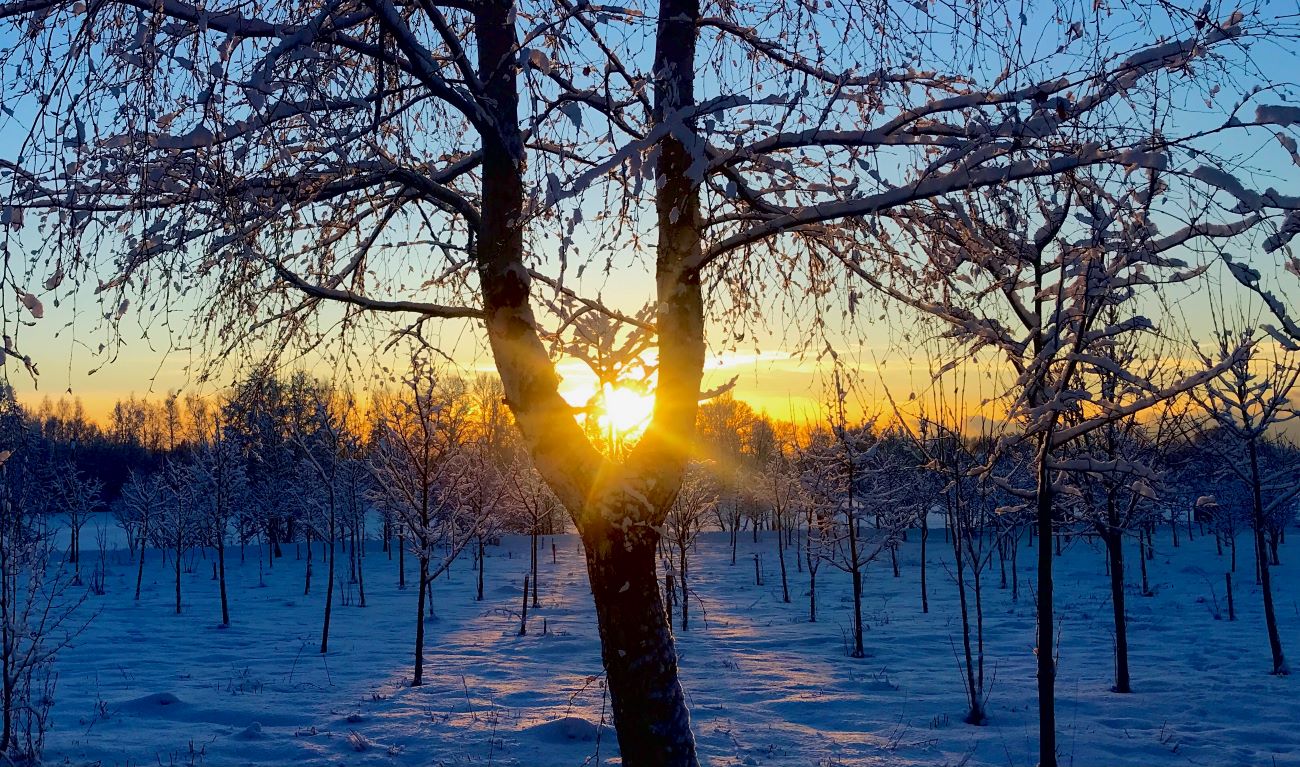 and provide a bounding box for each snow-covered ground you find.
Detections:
[44,520,1299,766]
